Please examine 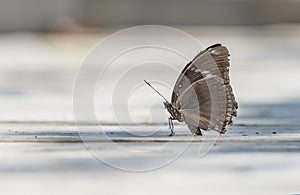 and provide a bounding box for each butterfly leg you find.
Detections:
[195,127,203,136]
[168,117,175,136]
